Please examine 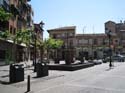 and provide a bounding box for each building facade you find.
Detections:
[0,0,34,64]
[48,26,76,60]
[48,24,122,60]
[105,20,125,53]
[75,34,107,59]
